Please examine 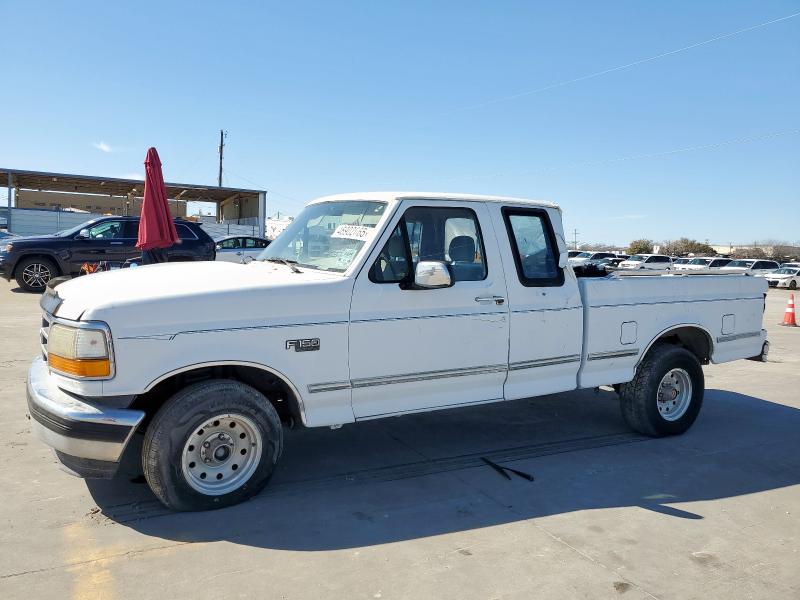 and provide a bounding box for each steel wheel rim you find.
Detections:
[657,368,692,421]
[22,263,51,288]
[181,413,262,495]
